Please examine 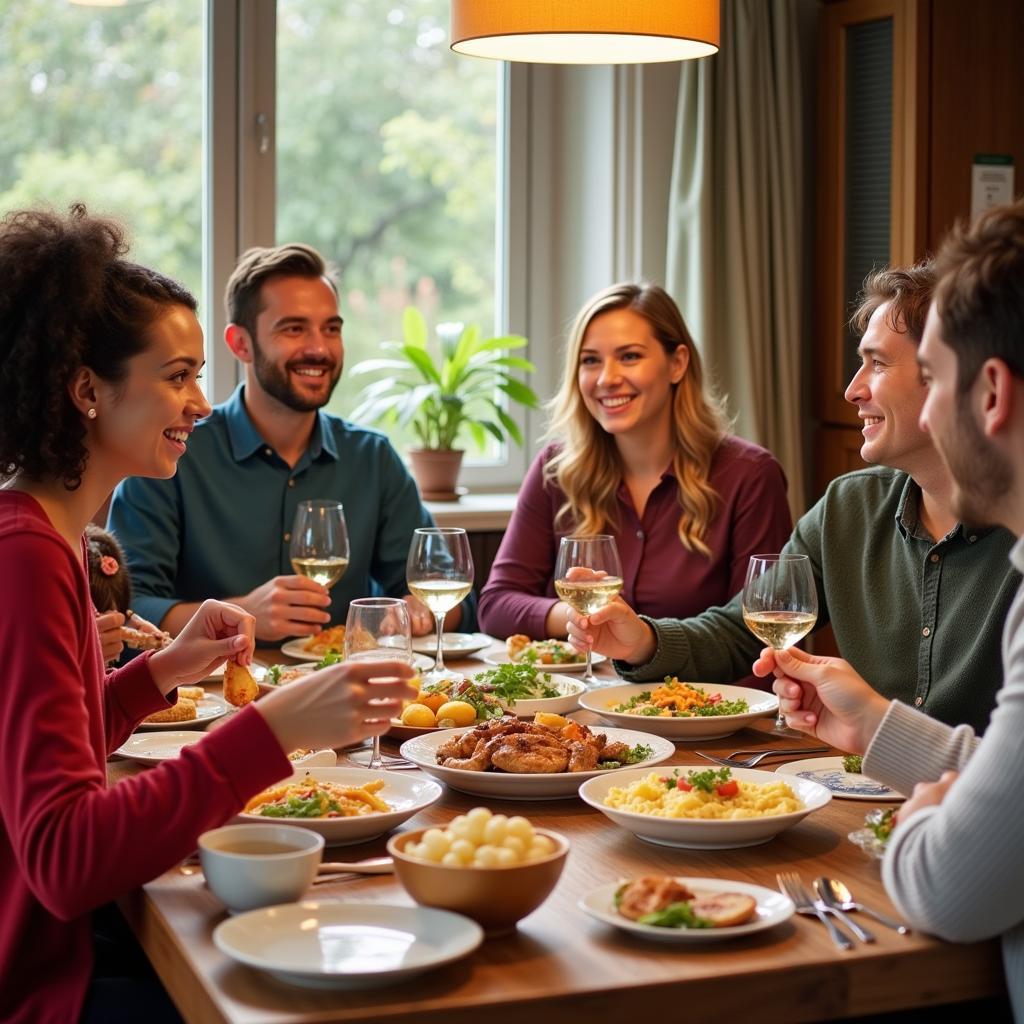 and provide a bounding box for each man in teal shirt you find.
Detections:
[110,243,472,641]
